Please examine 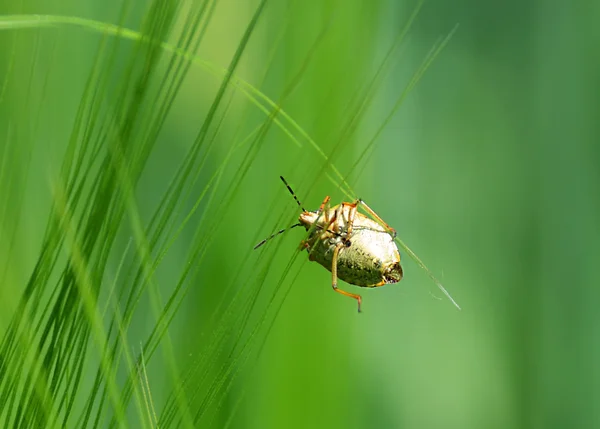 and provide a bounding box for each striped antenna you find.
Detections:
[253,223,303,250]
[253,177,307,250]
[280,176,305,211]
